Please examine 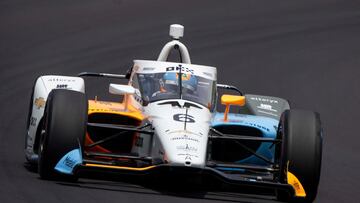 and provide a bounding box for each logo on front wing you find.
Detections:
[64,156,76,168]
